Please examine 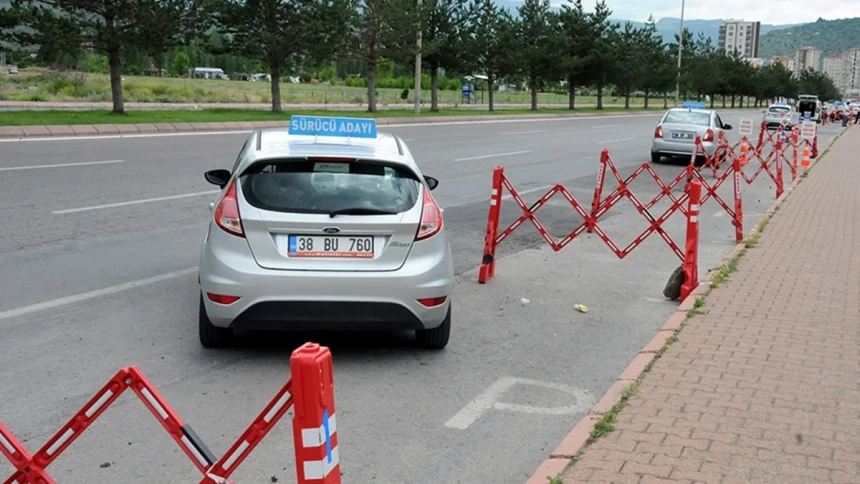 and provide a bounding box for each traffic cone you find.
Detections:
[801,142,811,168]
